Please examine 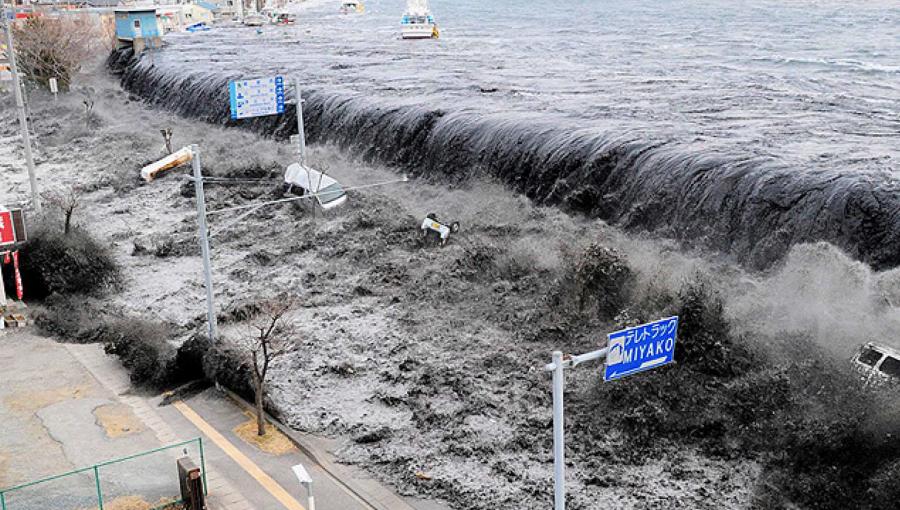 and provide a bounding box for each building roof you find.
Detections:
[89,0,124,6]
[195,2,221,10]
[113,5,161,12]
